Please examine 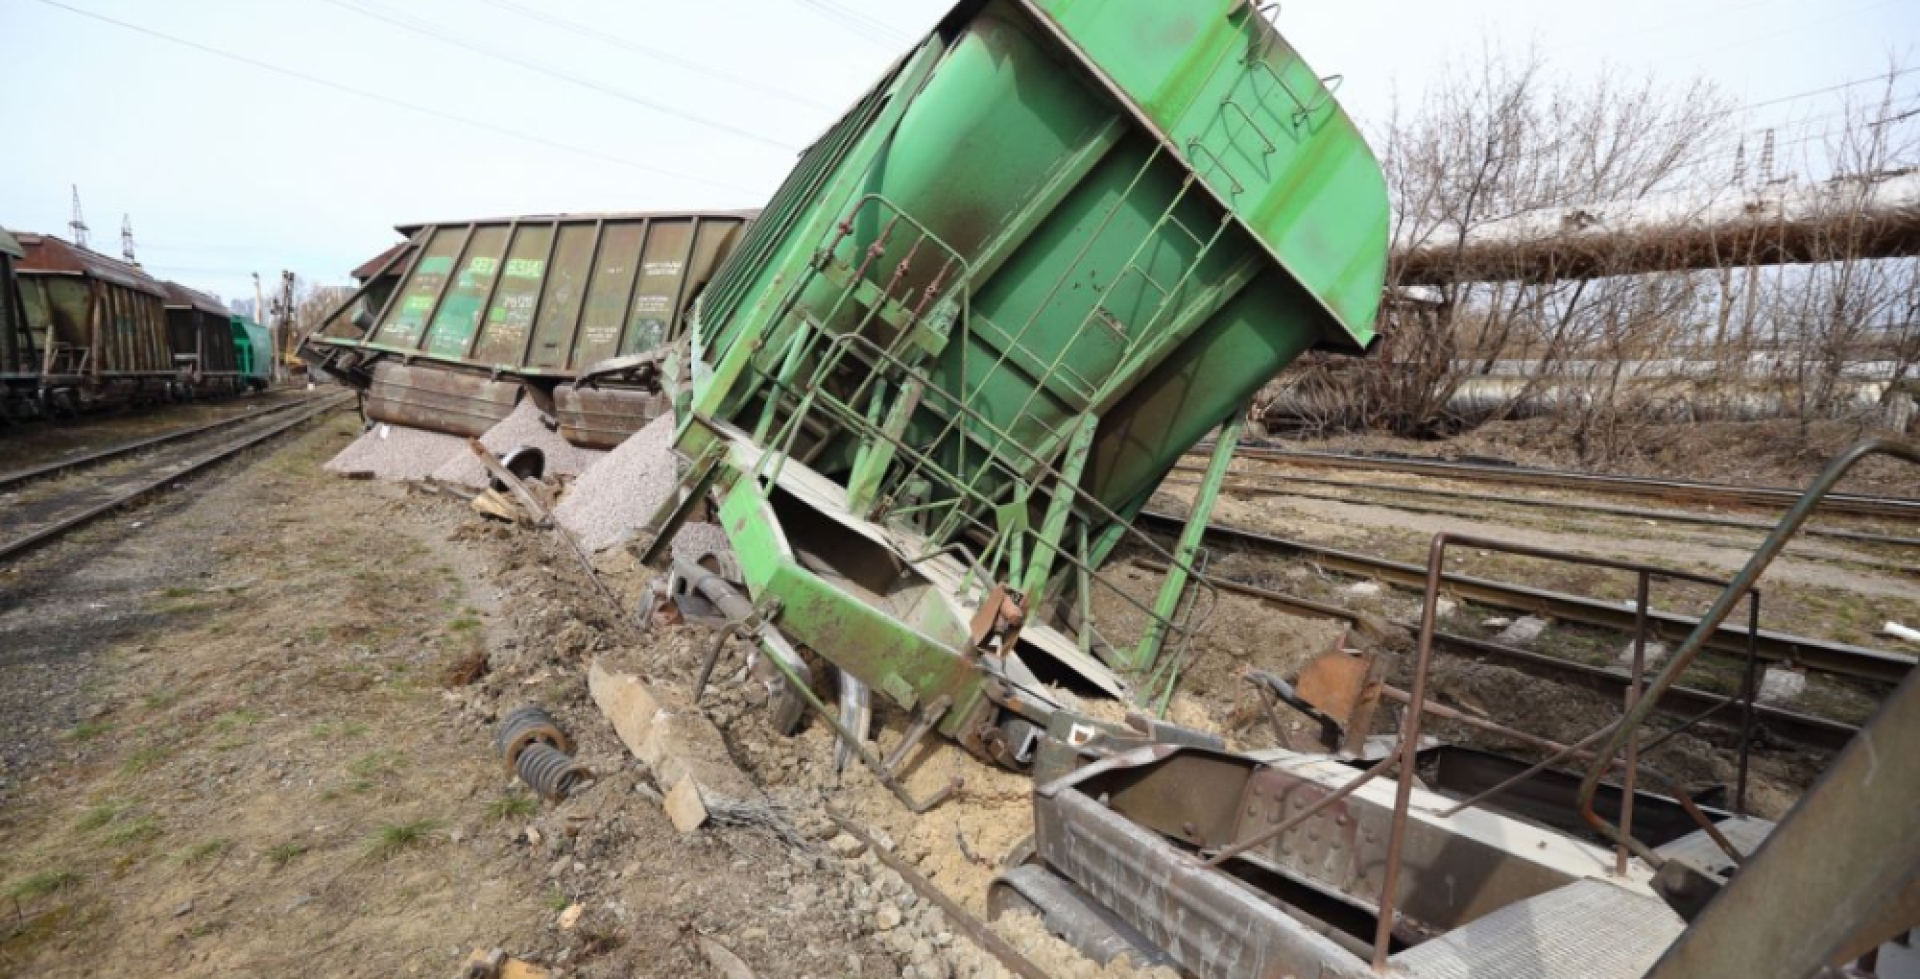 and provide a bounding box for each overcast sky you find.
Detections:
[1,0,1913,303]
